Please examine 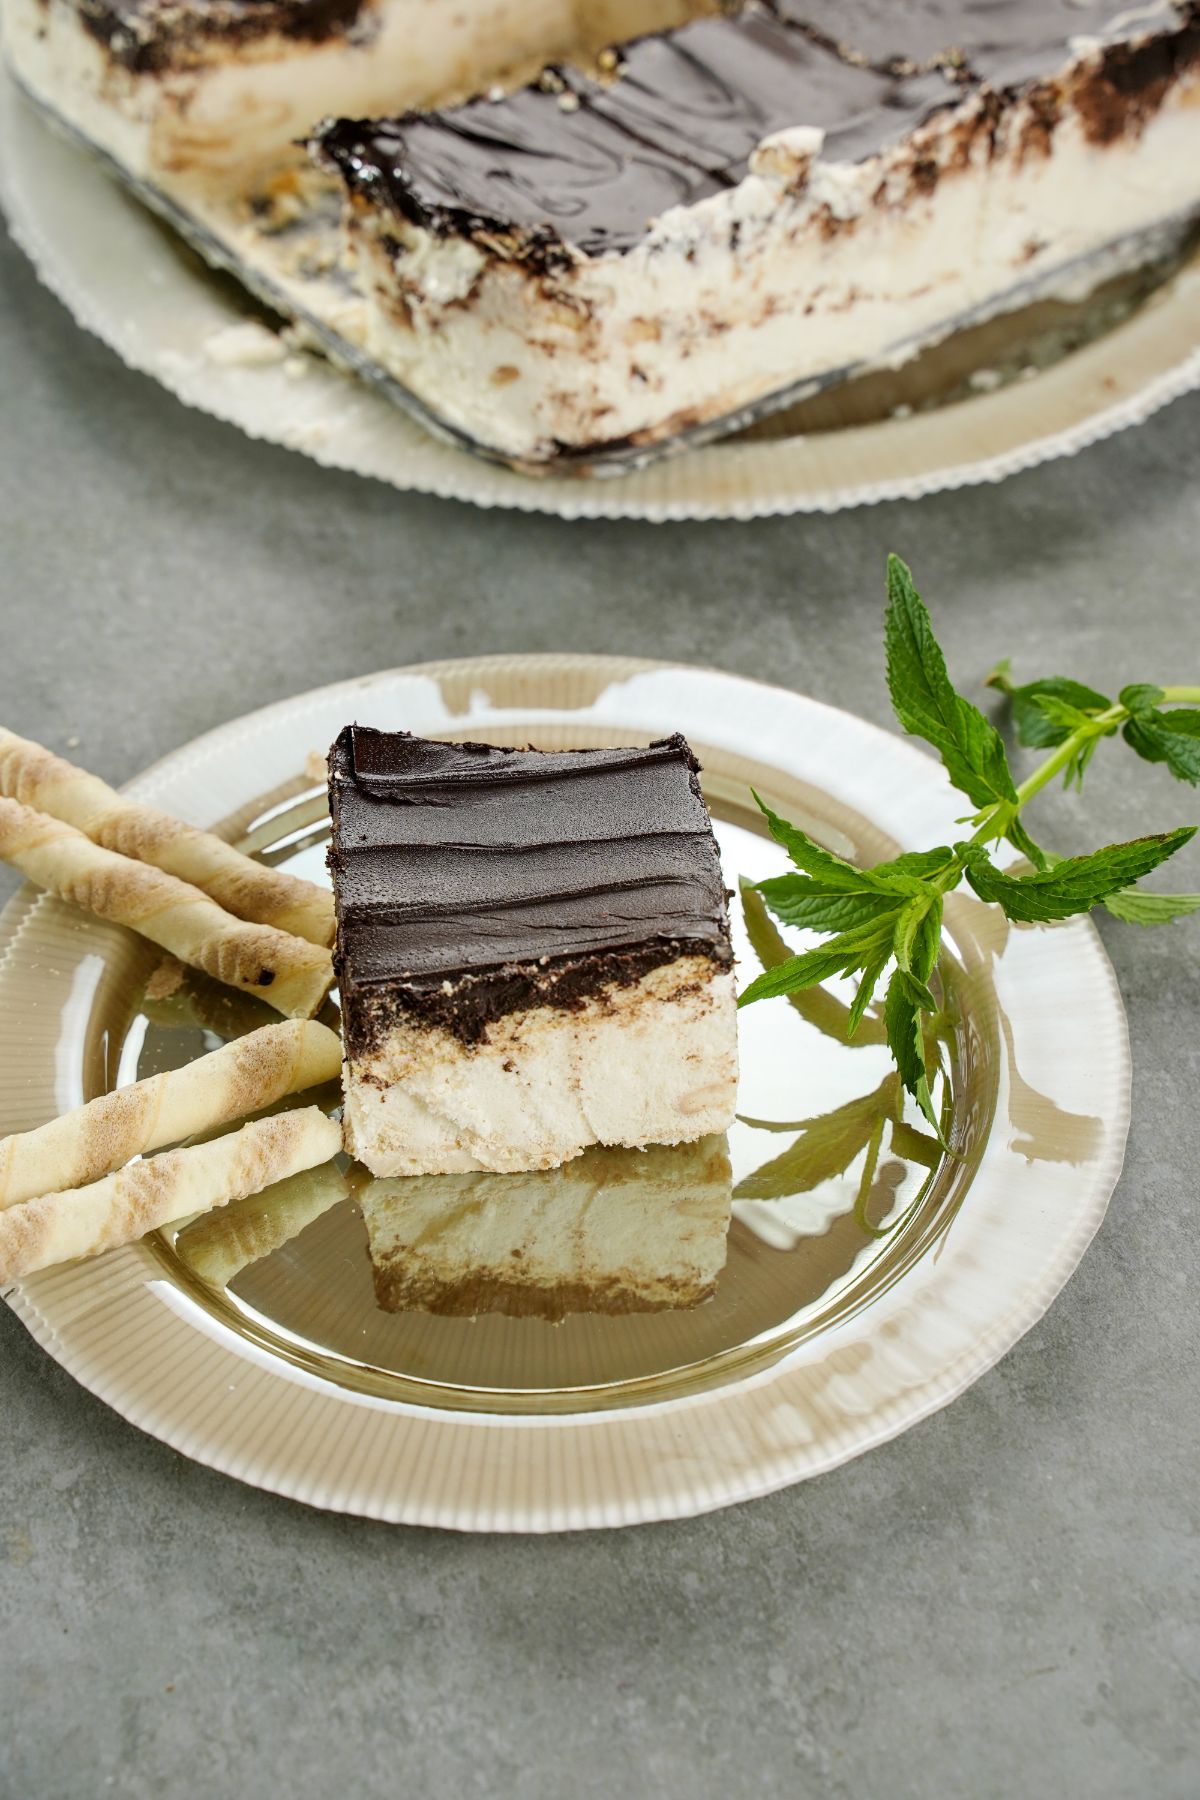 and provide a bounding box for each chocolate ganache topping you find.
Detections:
[328,727,733,1047]
[314,0,1196,260]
